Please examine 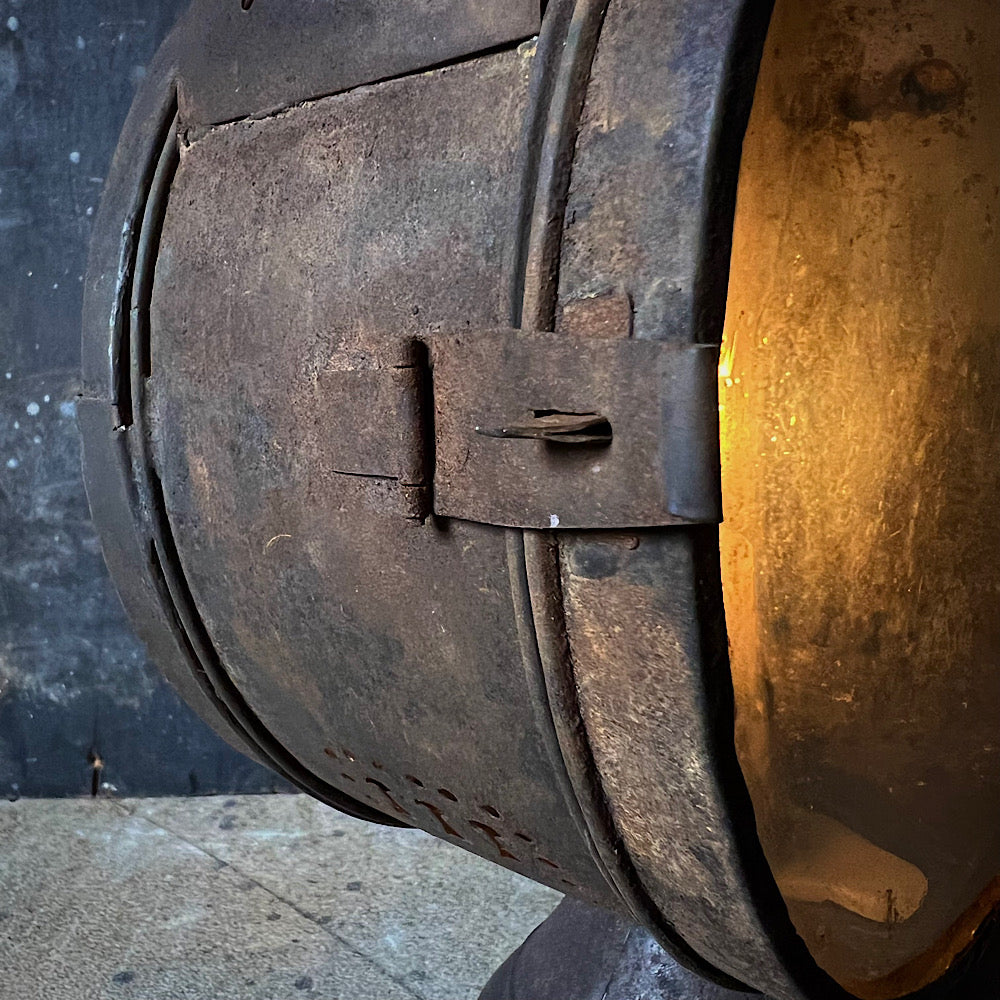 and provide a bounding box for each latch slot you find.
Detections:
[476,410,613,446]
